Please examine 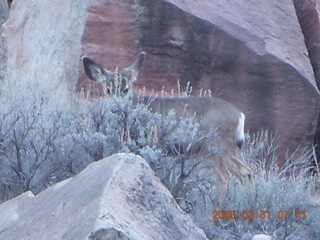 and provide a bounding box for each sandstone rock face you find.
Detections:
[80,0,320,164]
[293,0,320,159]
[1,0,86,100]
[0,153,207,240]
[294,0,320,88]
[79,0,143,96]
